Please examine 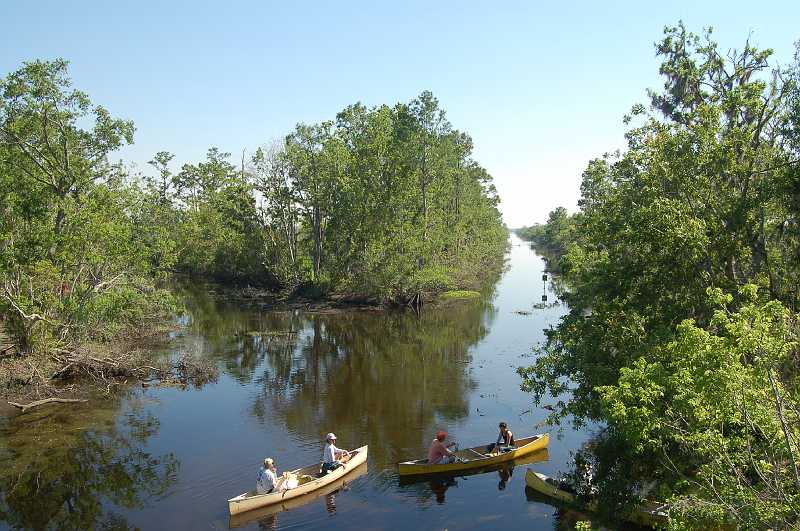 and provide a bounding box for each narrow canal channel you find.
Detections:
[0,234,597,530]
